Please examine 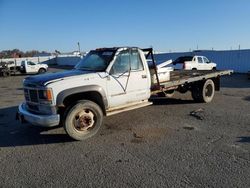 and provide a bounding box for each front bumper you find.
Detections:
[18,103,60,127]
